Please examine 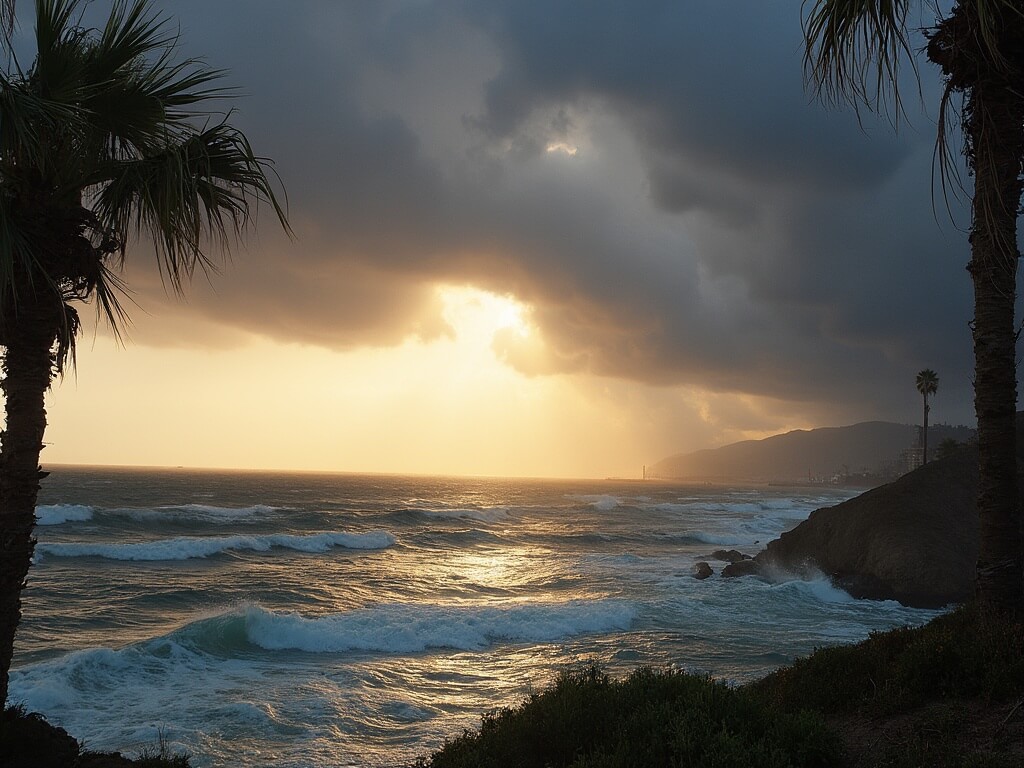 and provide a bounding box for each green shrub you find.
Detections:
[749,603,1024,716]
[416,666,840,768]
